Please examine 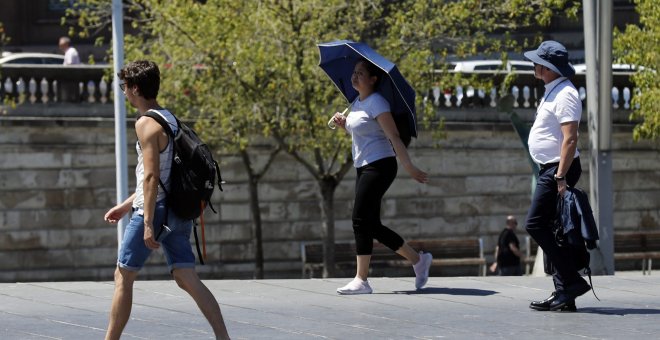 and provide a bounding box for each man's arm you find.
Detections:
[489,246,499,273]
[104,193,136,224]
[508,242,524,259]
[135,117,164,250]
[556,121,579,195]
